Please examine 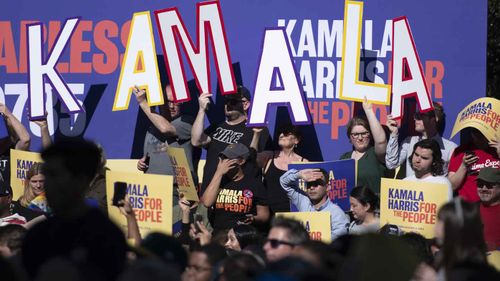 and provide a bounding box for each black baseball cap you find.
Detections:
[224,85,251,102]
